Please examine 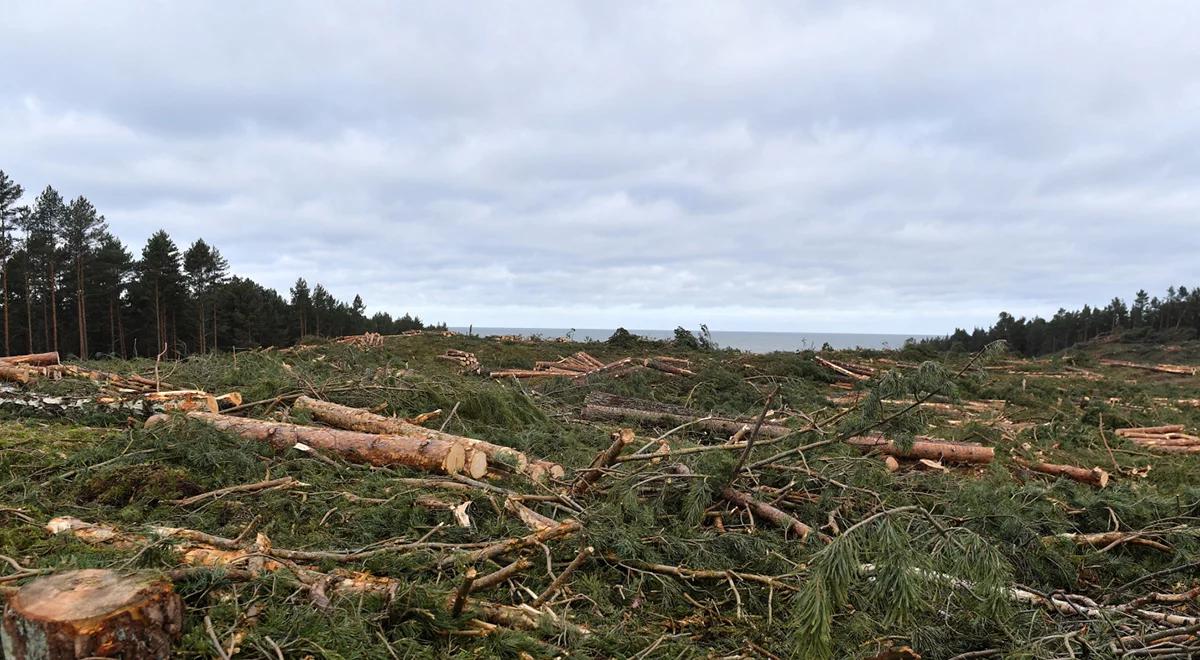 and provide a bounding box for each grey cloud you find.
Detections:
[2,2,1199,333]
